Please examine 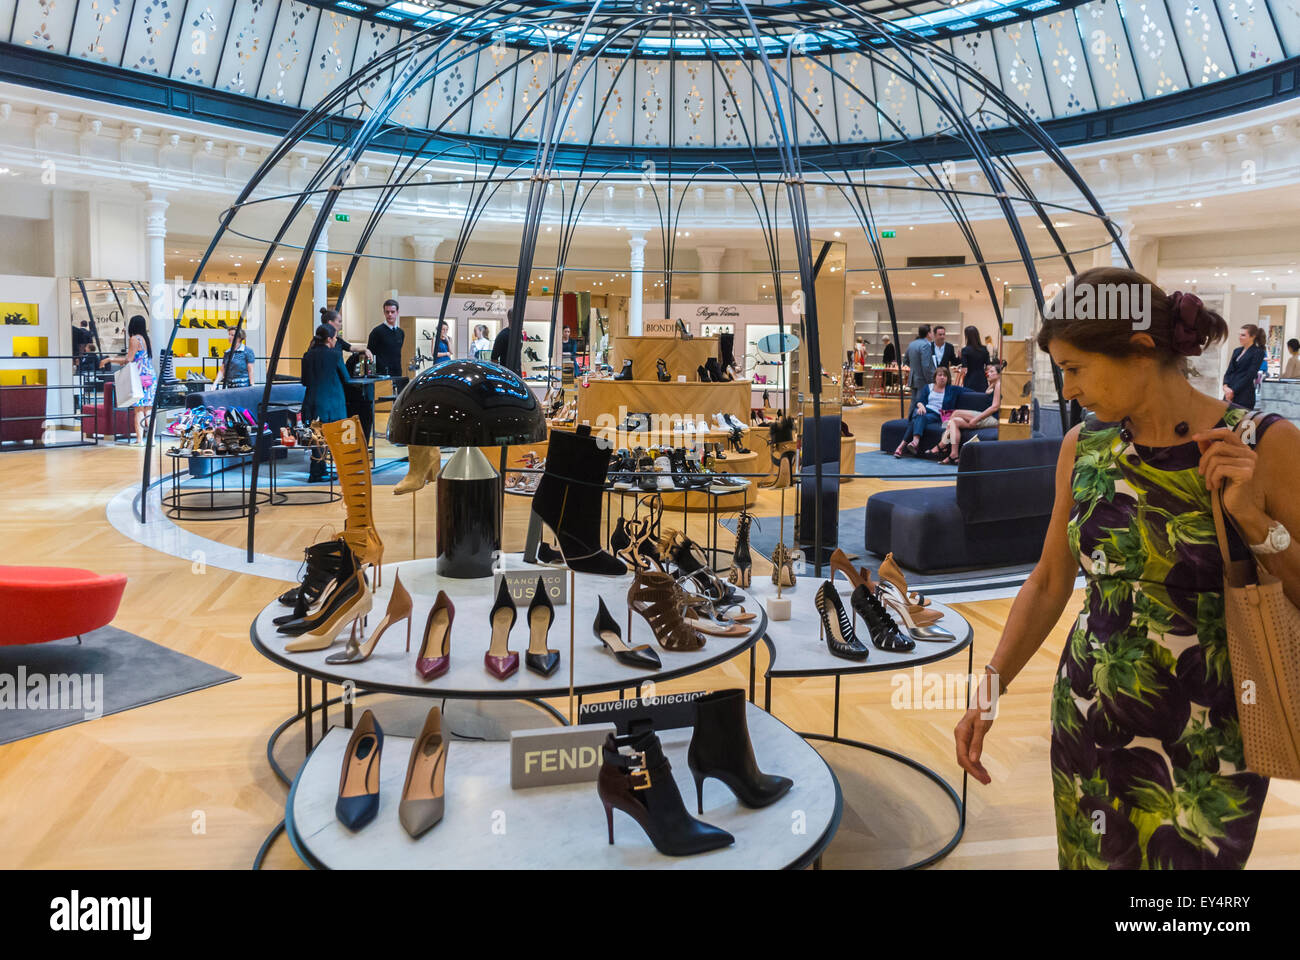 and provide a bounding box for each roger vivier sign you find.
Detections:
[510,723,615,788]
[494,568,567,606]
